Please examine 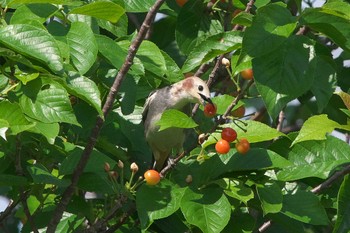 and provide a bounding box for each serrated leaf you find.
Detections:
[182,31,242,73]
[55,213,84,233]
[64,74,102,116]
[137,179,186,231]
[176,0,223,55]
[253,35,314,97]
[123,0,157,12]
[19,82,80,126]
[137,40,166,77]
[156,109,198,131]
[69,1,125,23]
[0,100,35,135]
[333,174,350,233]
[8,0,76,7]
[254,83,294,120]
[300,7,350,52]
[277,135,350,181]
[257,182,283,215]
[181,187,231,233]
[231,11,253,27]
[203,120,284,148]
[310,56,337,112]
[27,164,70,187]
[0,24,63,74]
[281,191,329,225]
[243,2,297,57]
[15,72,39,85]
[27,122,59,144]
[218,178,254,204]
[67,21,98,75]
[292,114,350,146]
